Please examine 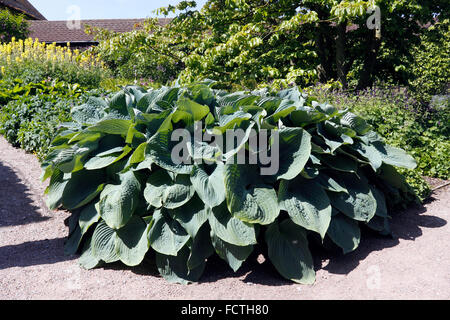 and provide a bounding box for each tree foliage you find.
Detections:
[0,8,30,42]
[89,0,448,95]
